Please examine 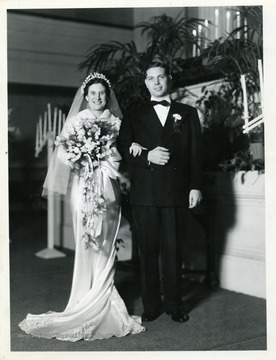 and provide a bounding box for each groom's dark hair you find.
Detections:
[144,62,170,78]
